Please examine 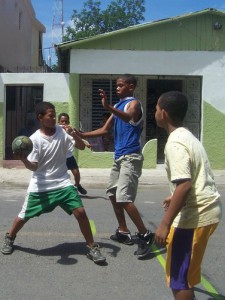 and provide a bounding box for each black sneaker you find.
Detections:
[76,184,87,195]
[110,228,134,245]
[136,230,155,259]
[87,243,106,264]
[1,233,15,255]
